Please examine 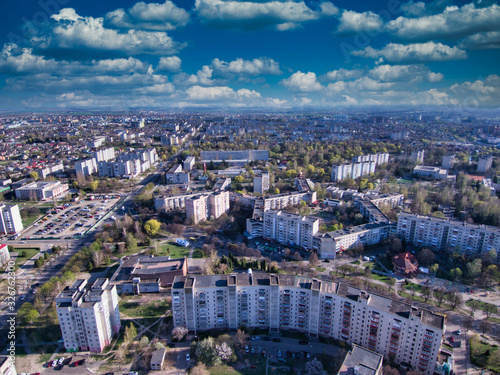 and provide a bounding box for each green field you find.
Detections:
[158,243,202,258]
[14,248,40,265]
[470,339,500,373]
[118,296,170,318]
